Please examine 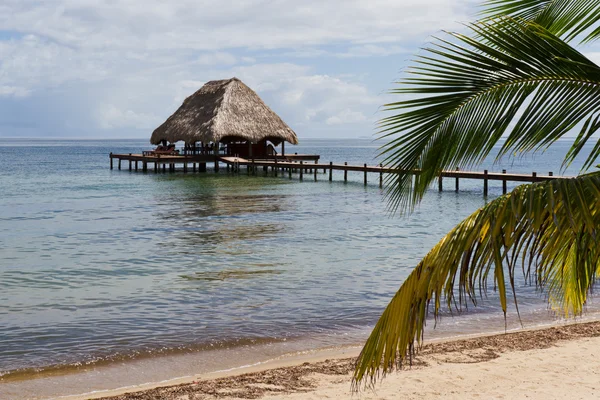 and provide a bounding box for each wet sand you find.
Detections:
[71,320,600,400]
